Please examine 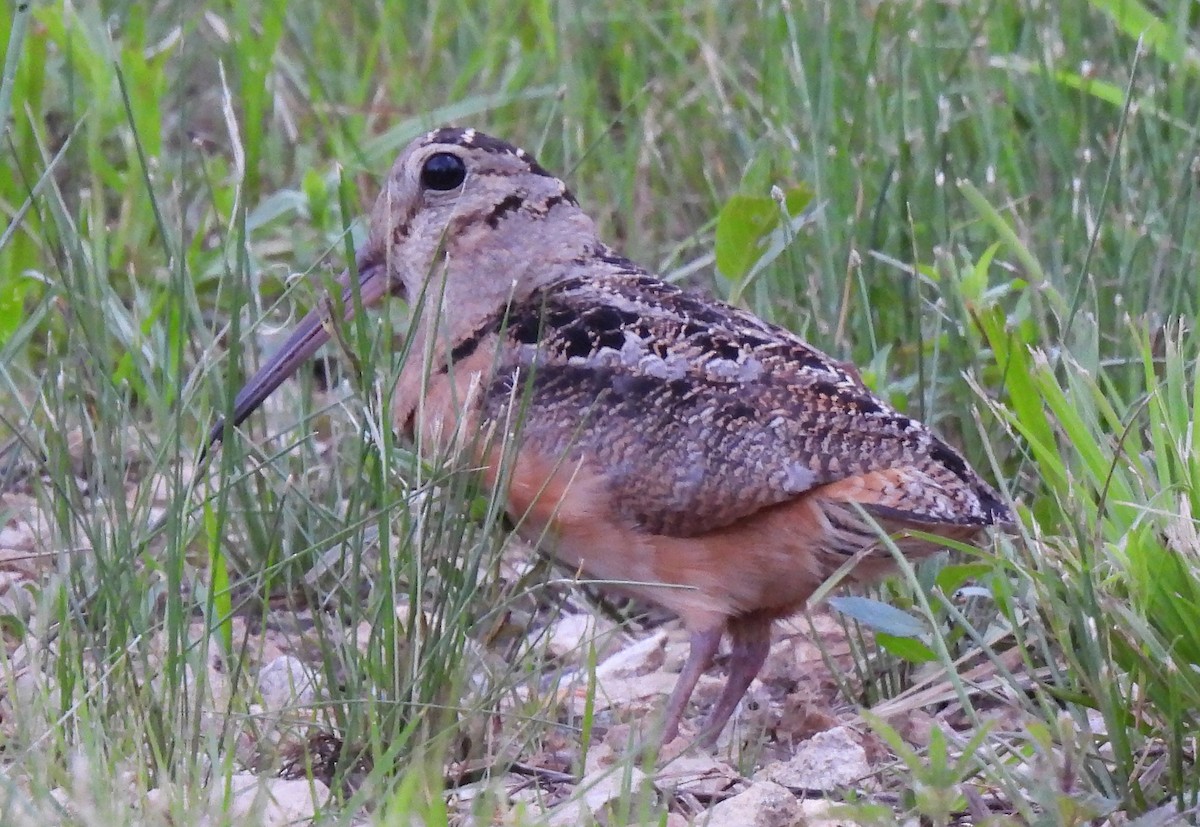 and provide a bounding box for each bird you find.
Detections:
[207,126,1010,746]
